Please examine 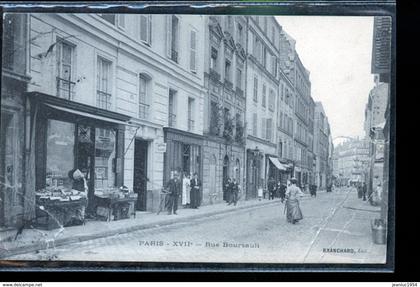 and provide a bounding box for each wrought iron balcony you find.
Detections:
[138,102,150,120]
[97,90,112,110]
[169,113,177,127]
[57,77,76,100]
[188,119,195,132]
[171,49,178,63]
